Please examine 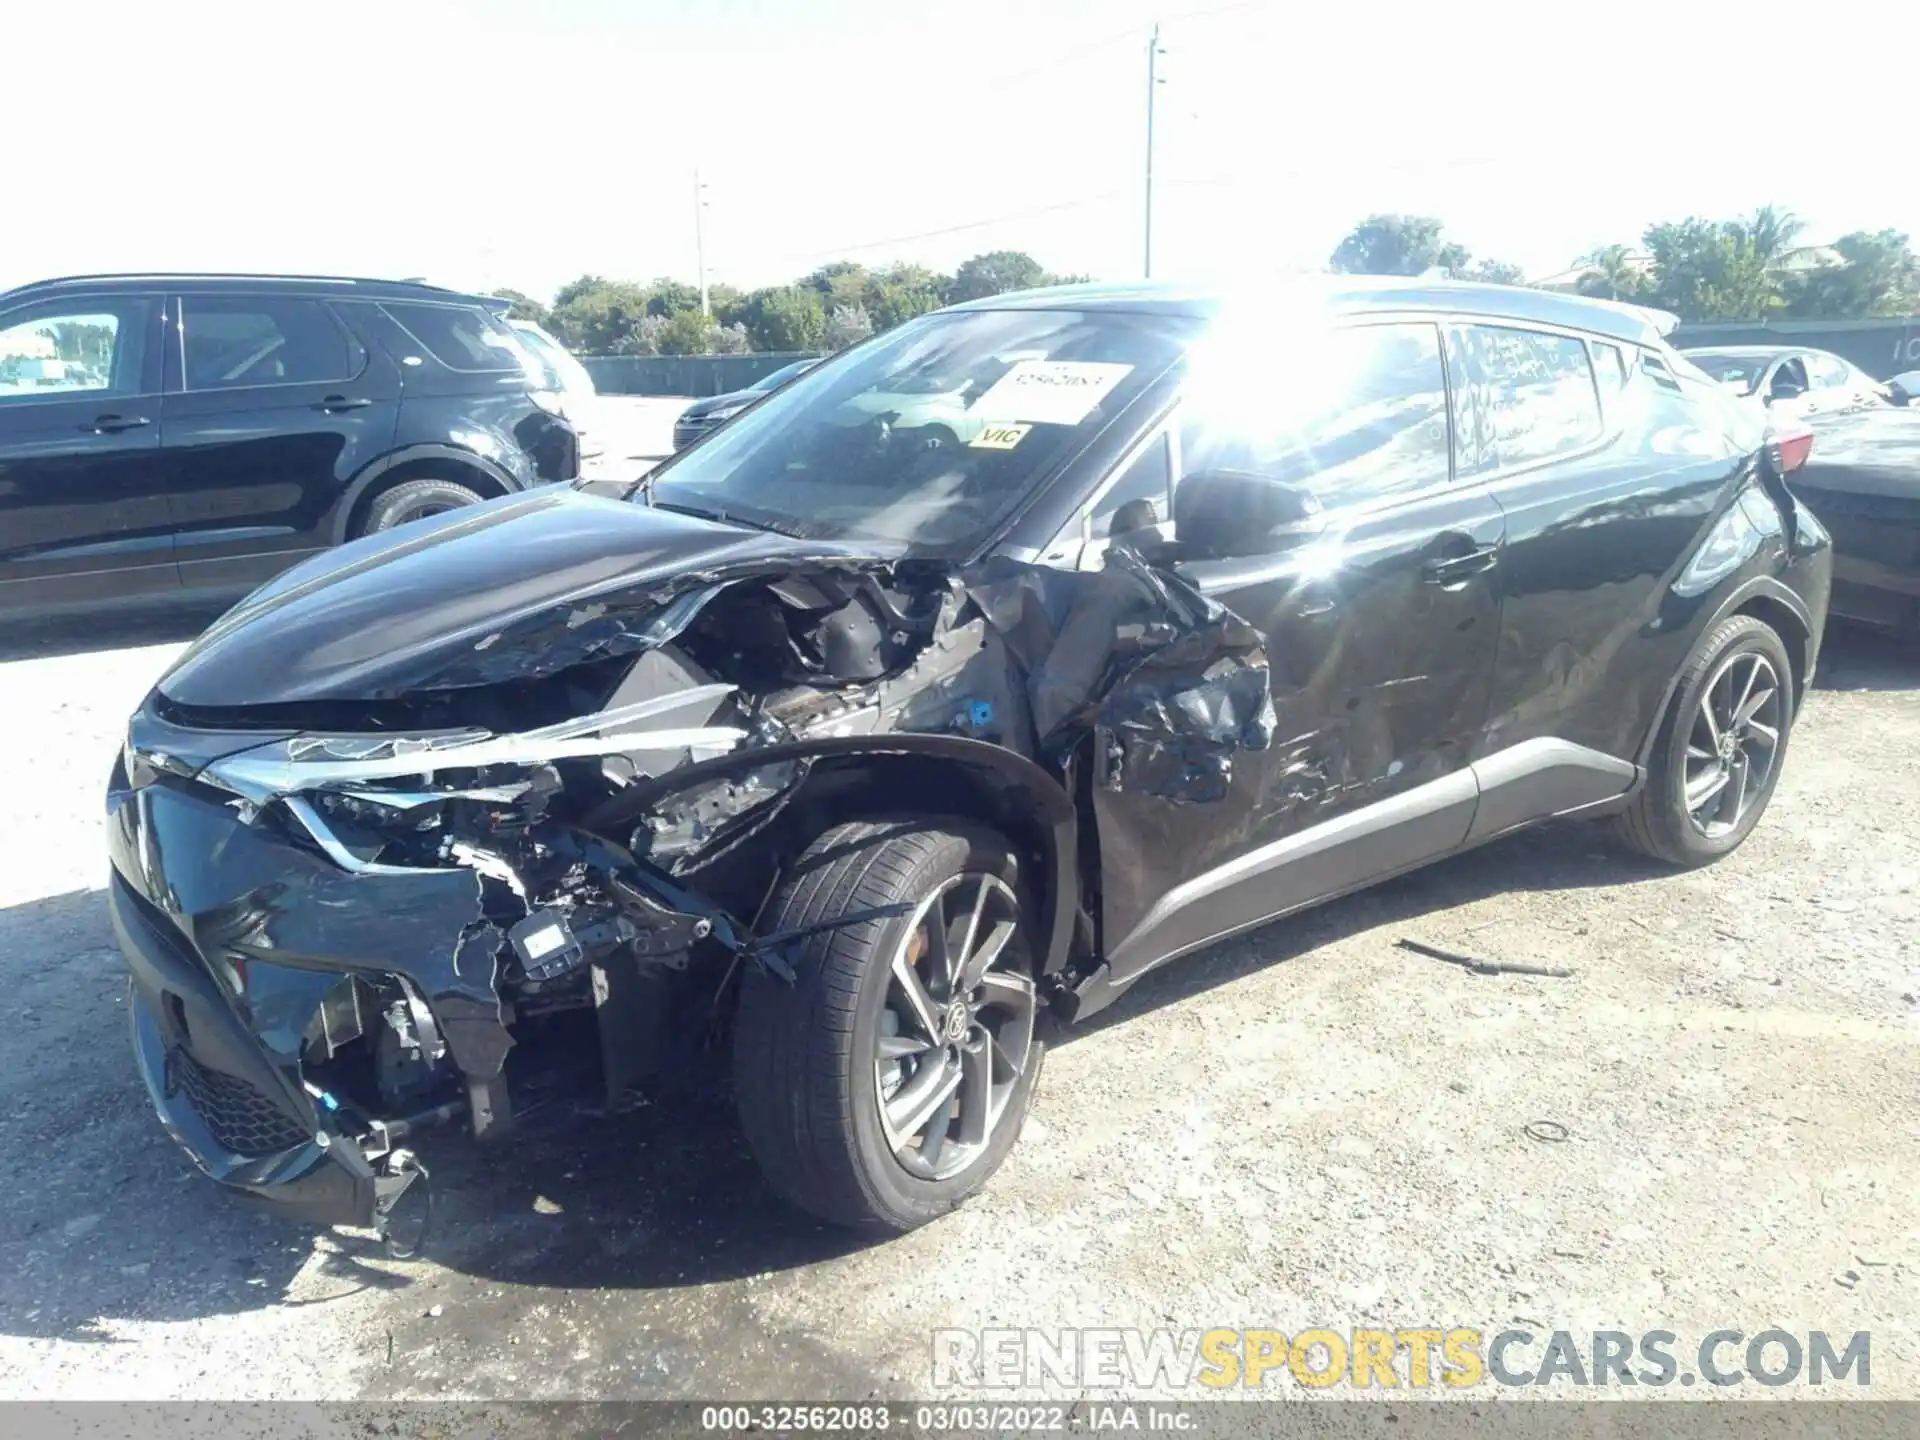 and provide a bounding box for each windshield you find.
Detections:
[644,309,1188,553]
[1683,351,1770,394]
[513,324,597,396]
